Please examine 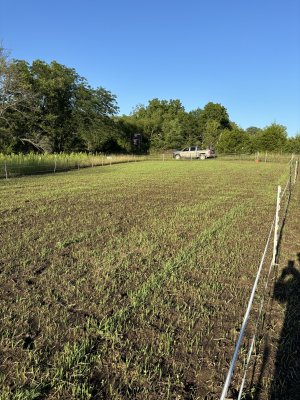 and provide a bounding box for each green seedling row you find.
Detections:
[0,160,291,399]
